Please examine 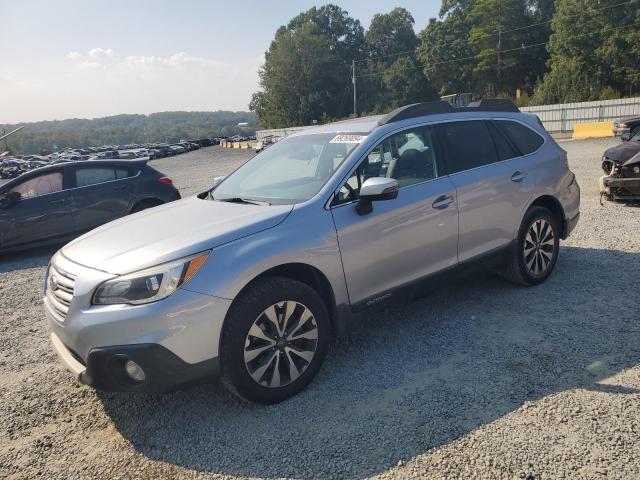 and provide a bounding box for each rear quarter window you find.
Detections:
[495,120,544,155]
